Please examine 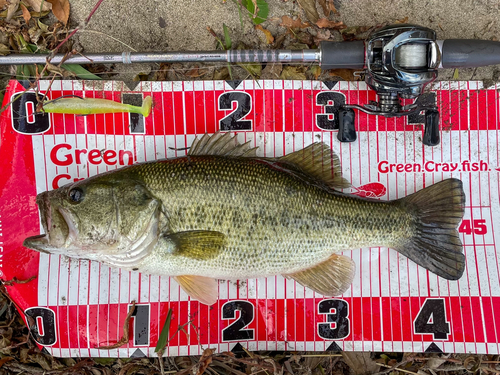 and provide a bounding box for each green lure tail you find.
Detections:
[42,96,152,117]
